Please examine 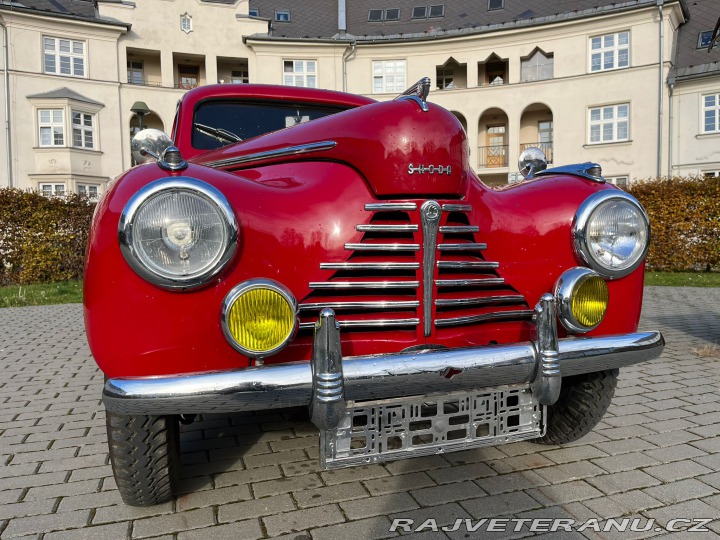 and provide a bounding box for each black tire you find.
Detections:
[532,369,618,445]
[106,412,180,506]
